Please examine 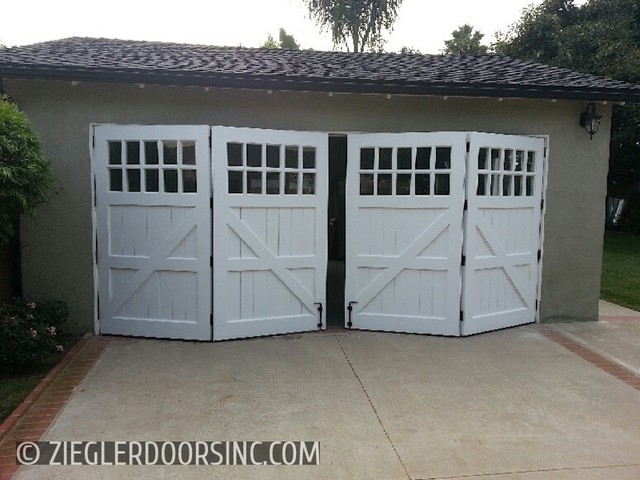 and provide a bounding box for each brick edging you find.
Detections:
[540,326,640,391]
[0,333,92,441]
